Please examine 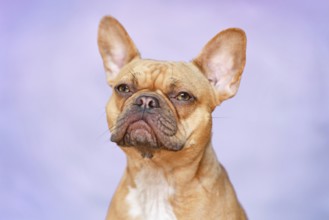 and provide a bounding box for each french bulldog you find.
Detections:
[98,16,247,220]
